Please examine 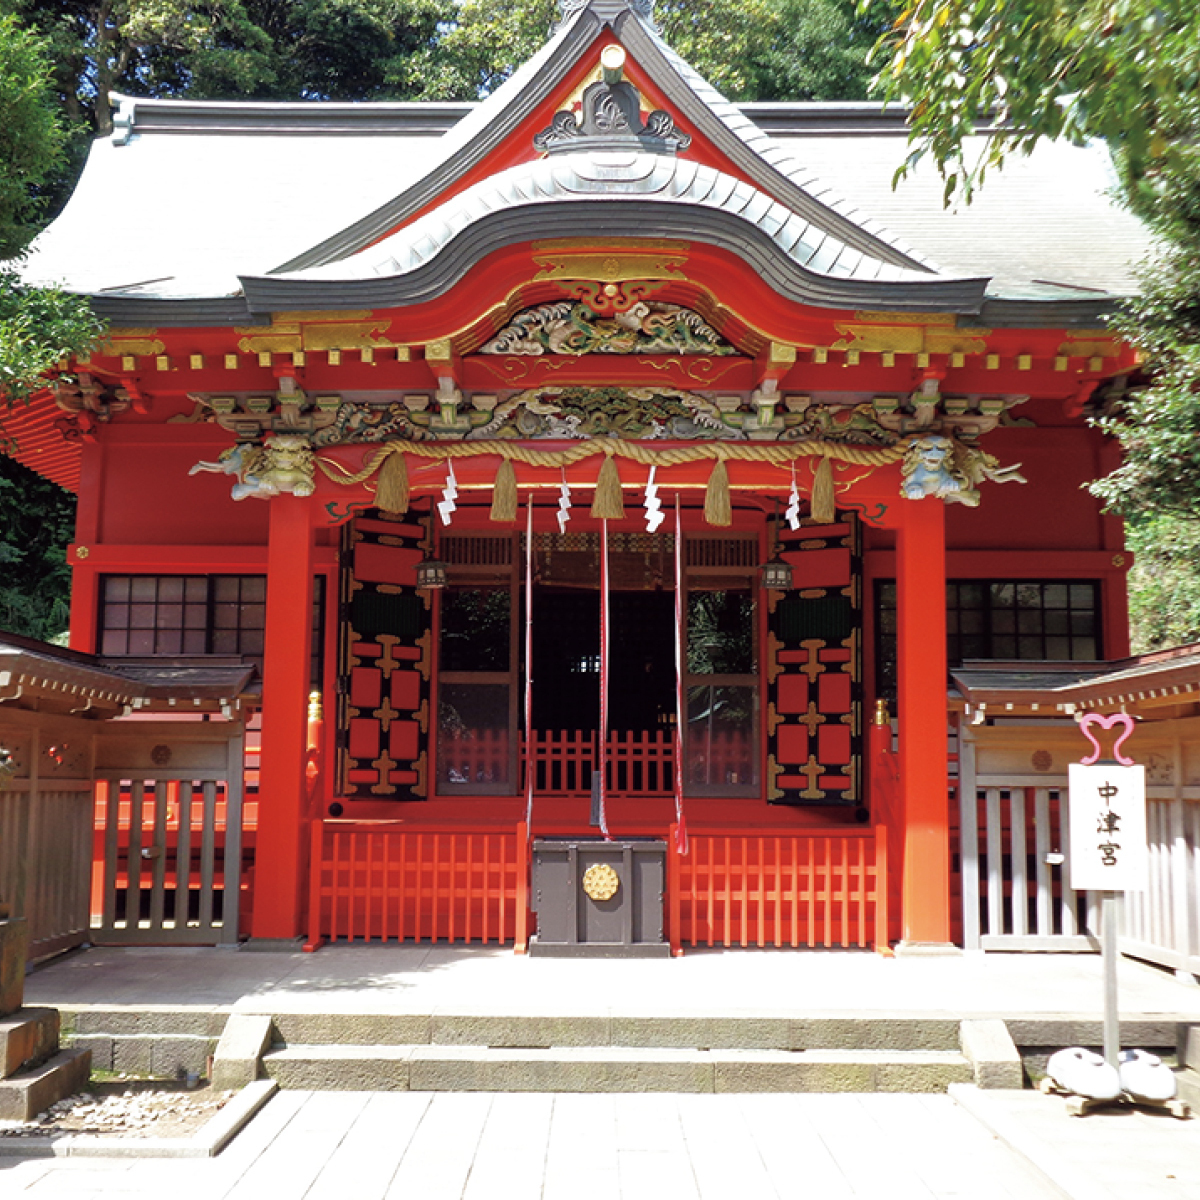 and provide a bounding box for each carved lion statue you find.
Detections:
[190,434,315,500]
[901,434,1026,507]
